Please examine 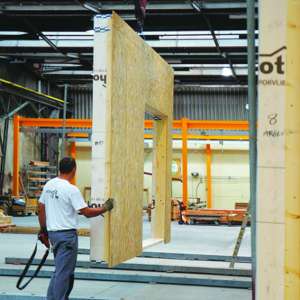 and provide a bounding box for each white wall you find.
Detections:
[211,151,249,209]
[3,130,250,209]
